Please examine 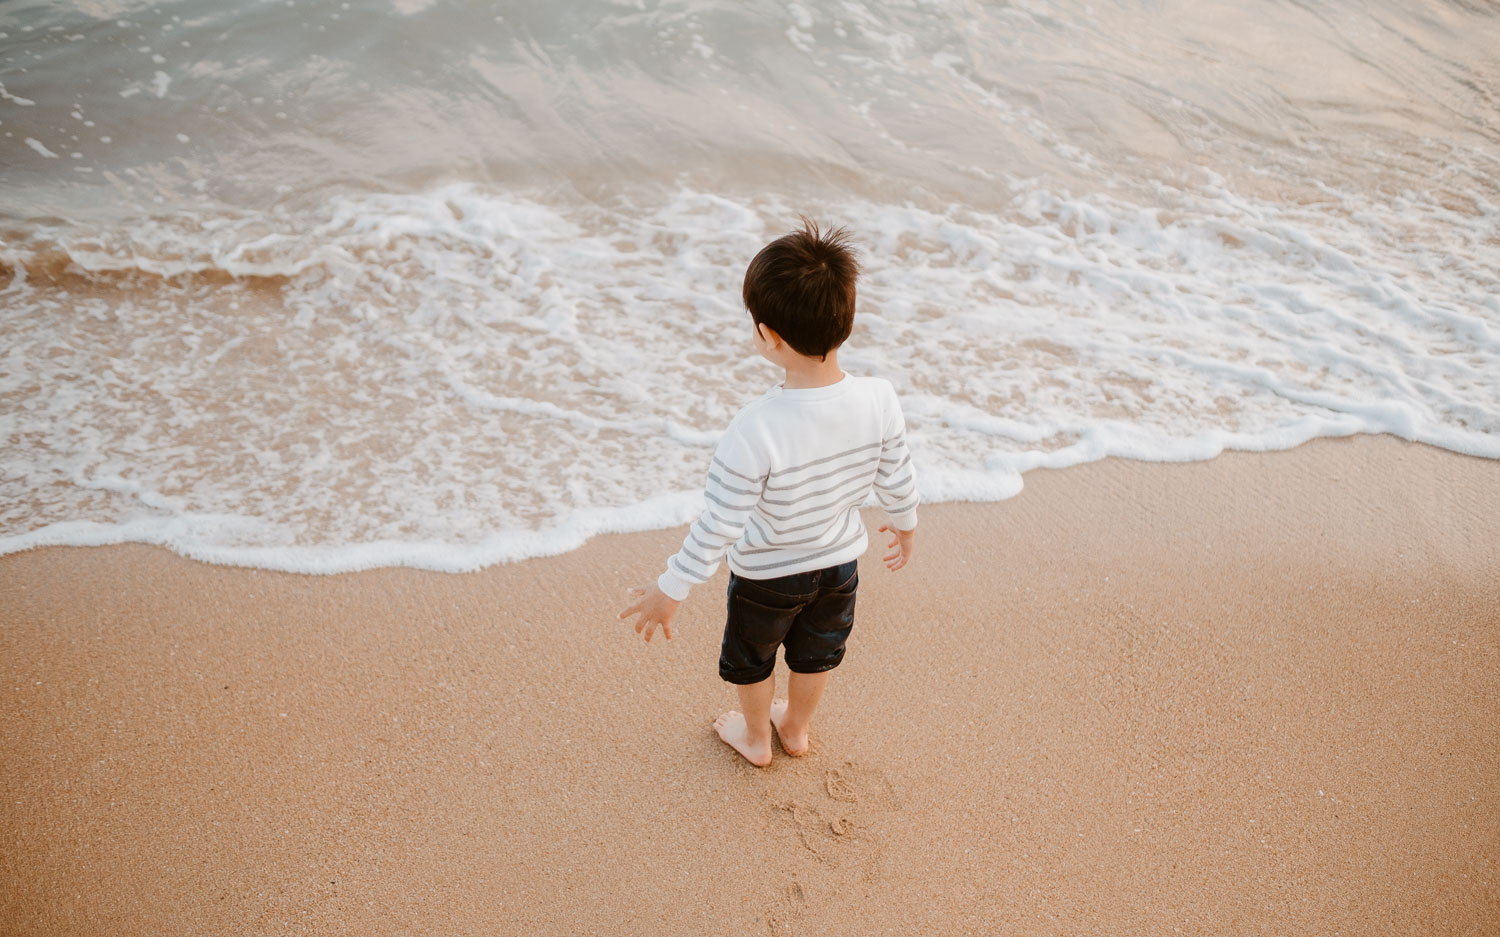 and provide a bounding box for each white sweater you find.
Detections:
[657,374,919,601]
